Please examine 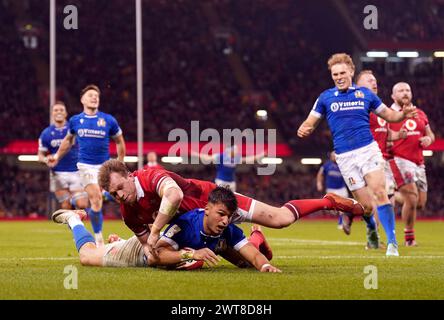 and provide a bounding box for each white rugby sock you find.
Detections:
[68,215,83,229]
